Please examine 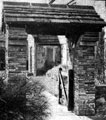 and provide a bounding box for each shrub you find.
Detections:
[94,102,106,120]
[0,75,50,120]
